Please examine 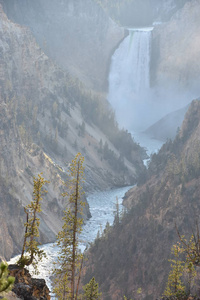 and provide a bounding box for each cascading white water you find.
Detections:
[108,28,153,131]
